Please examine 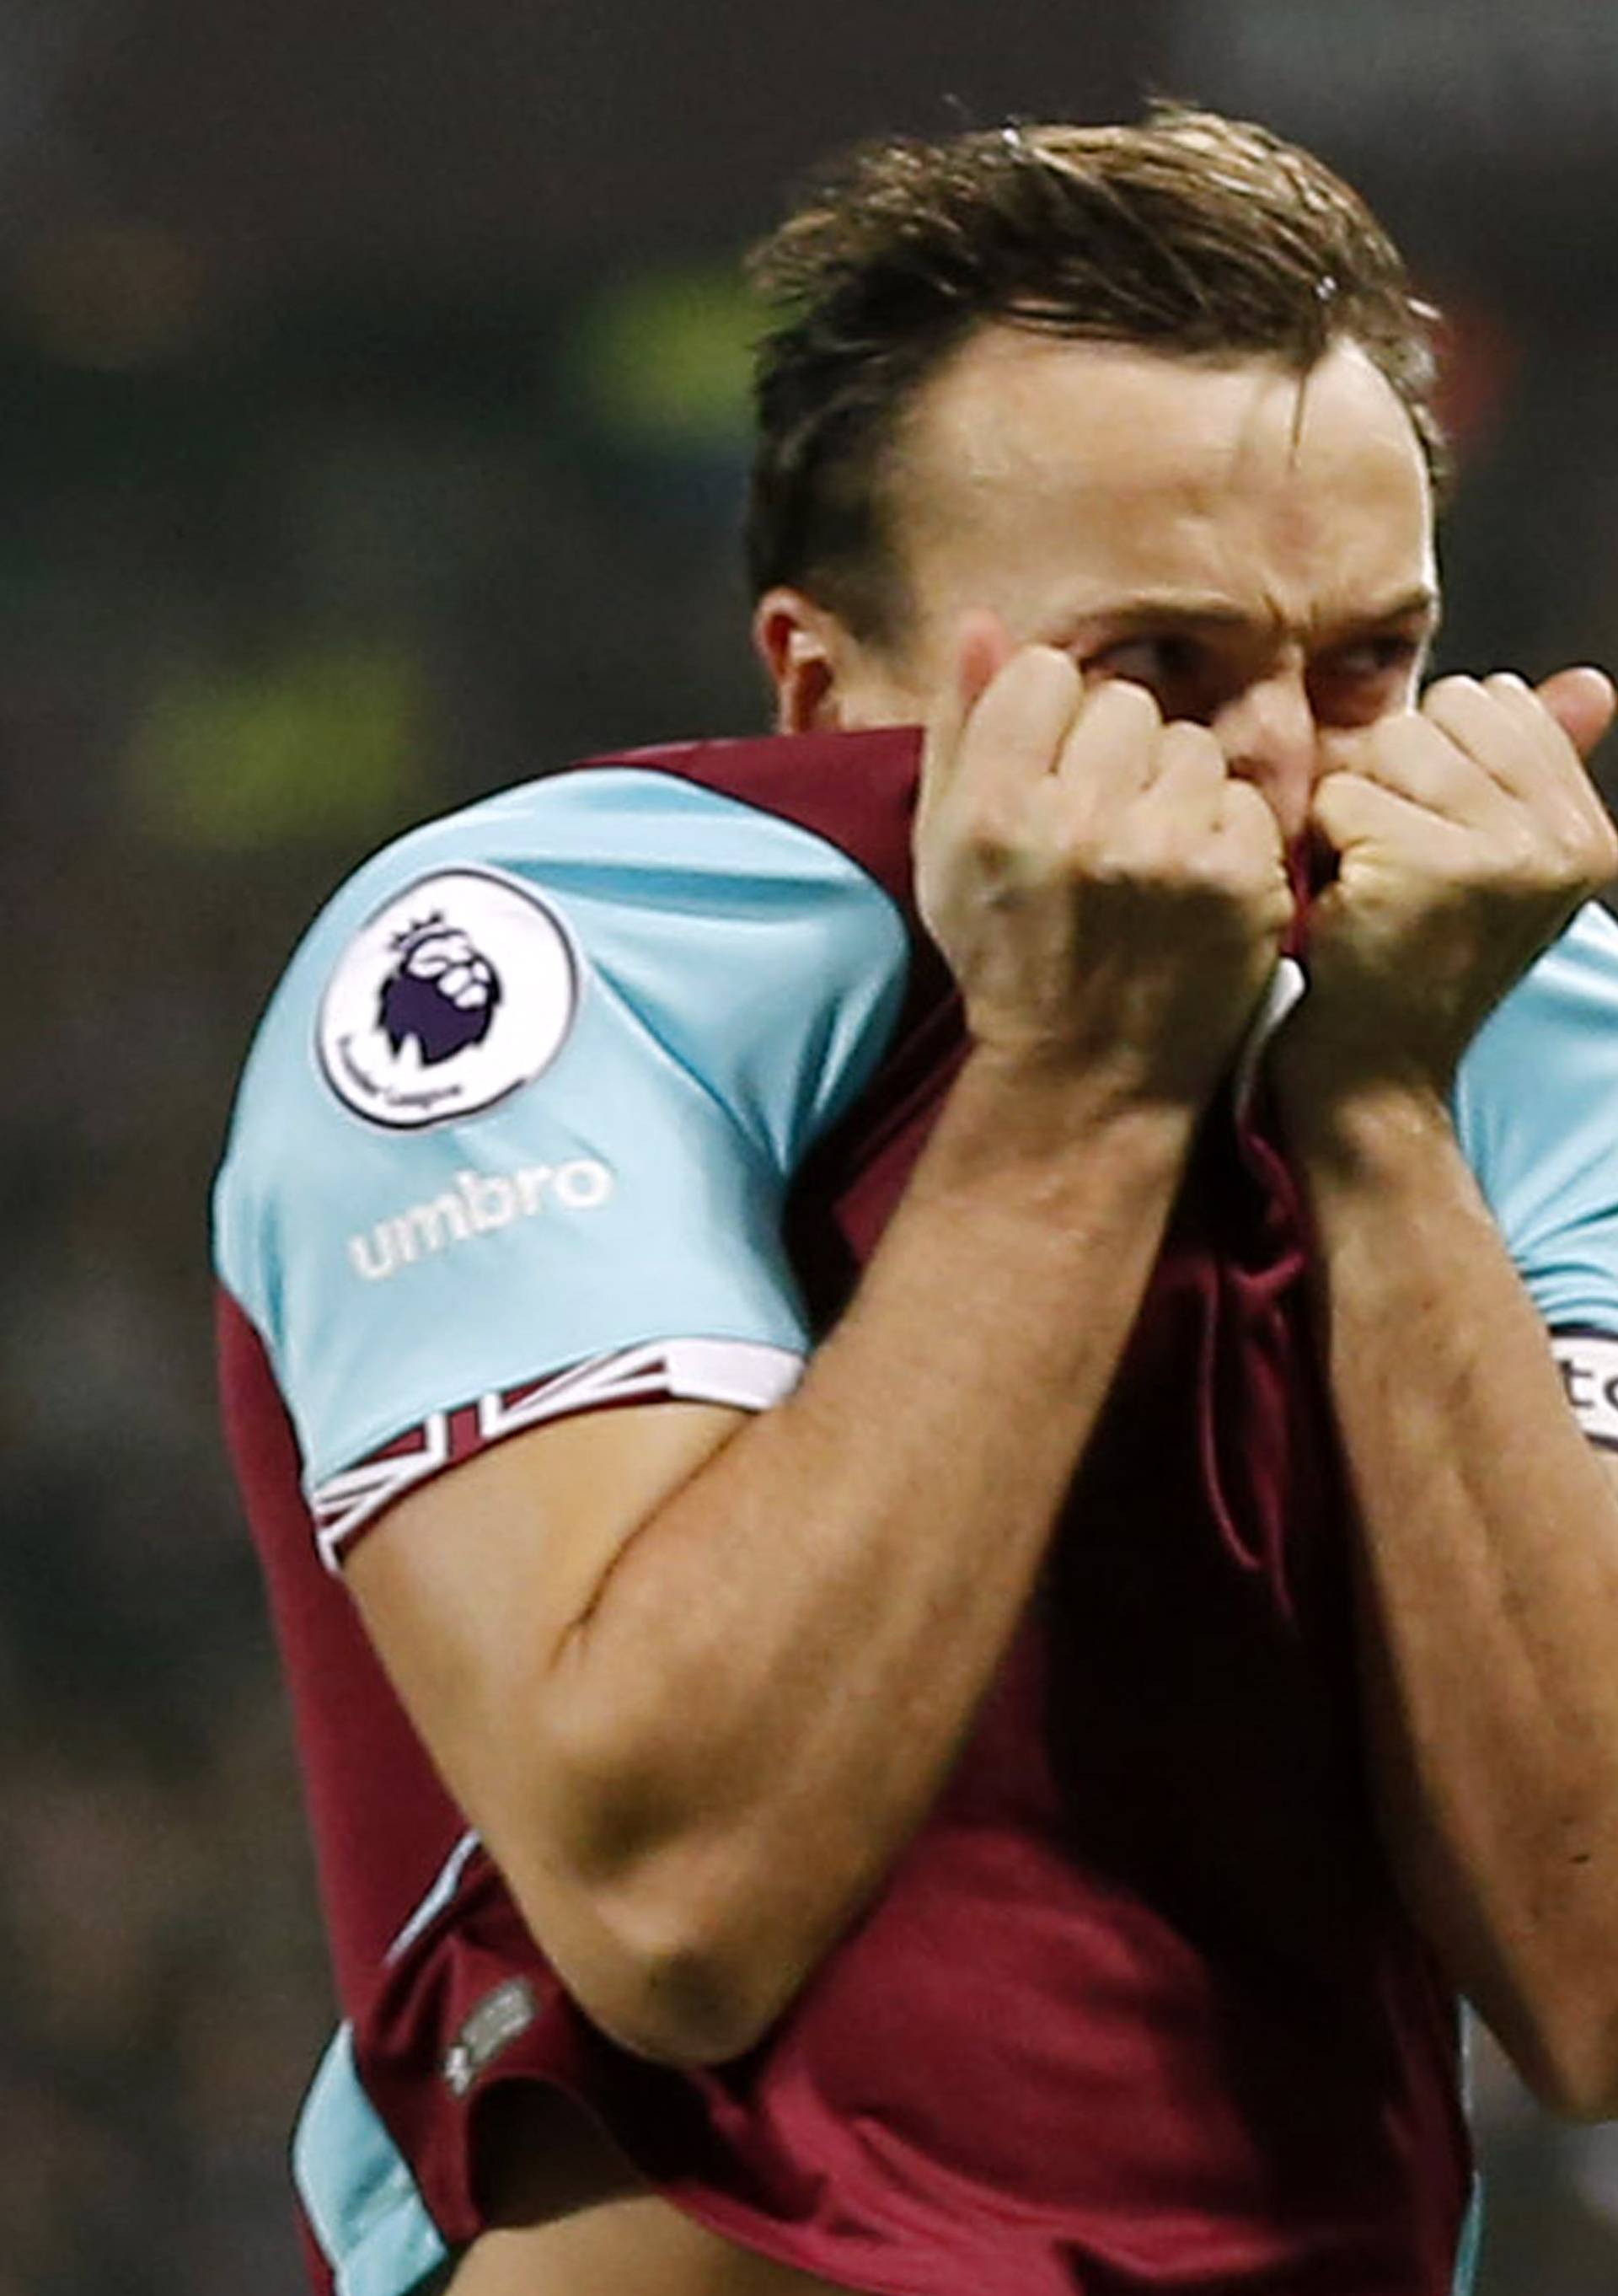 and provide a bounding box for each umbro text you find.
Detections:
[347,1161,614,1281]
